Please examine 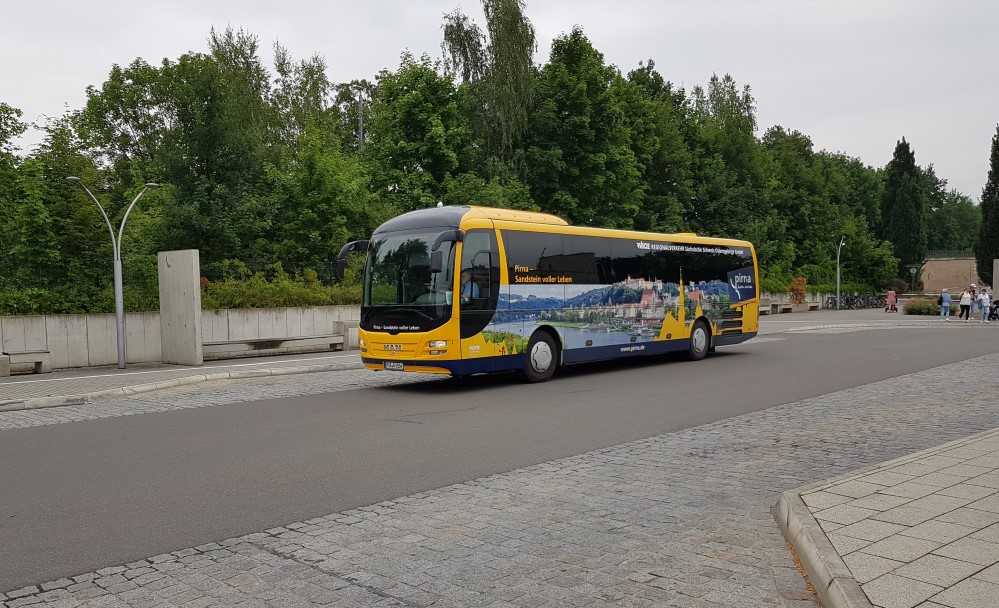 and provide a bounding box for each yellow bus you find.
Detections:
[337,205,758,382]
